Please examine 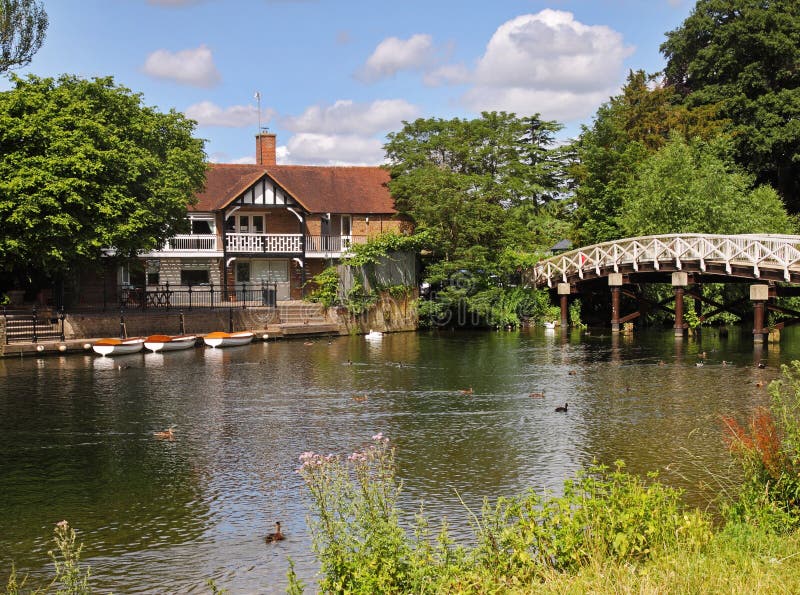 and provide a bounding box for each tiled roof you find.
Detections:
[192,164,265,212]
[192,163,397,214]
